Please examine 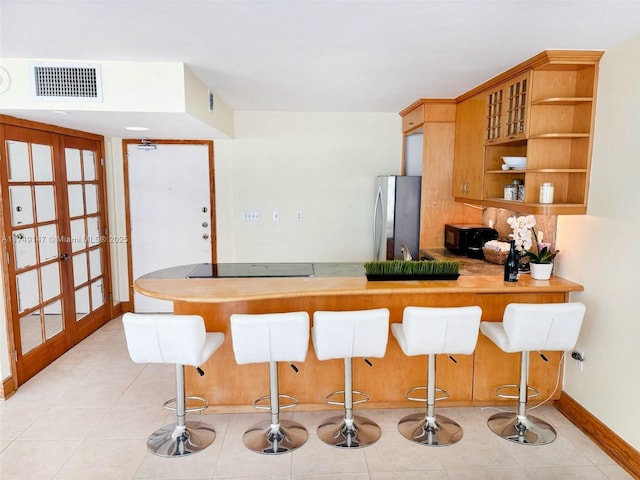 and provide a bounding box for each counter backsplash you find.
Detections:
[482,207,557,246]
